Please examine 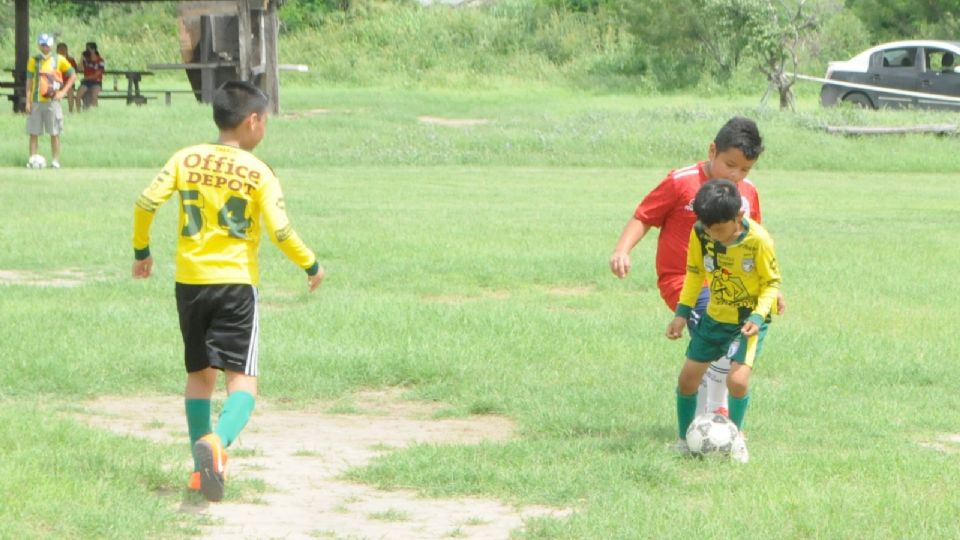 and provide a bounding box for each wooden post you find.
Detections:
[14,0,29,112]
[263,0,280,114]
[237,0,251,81]
[199,15,216,103]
